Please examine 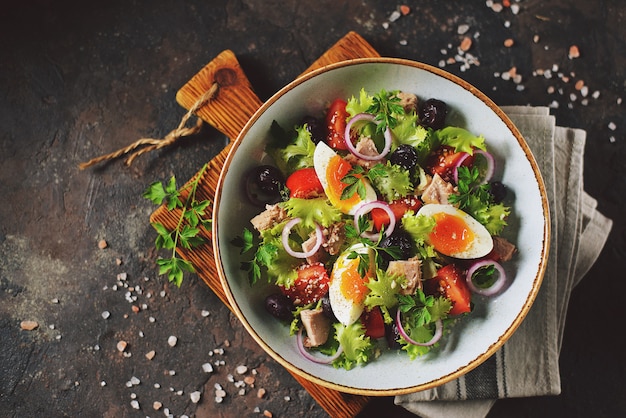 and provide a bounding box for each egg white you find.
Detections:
[417,203,493,259]
[313,142,377,215]
[328,244,373,325]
